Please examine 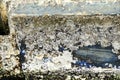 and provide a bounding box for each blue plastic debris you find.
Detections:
[19,39,26,57]
[58,46,64,52]
[75,60,92,68]
[82,61,86,66]
[20,39,26,50]
[20,49,26,63]
[88,64,92,68]
[80,61,83,66]
[75,61,84,66]
[75,61,81,65]
[20,49,25,55]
